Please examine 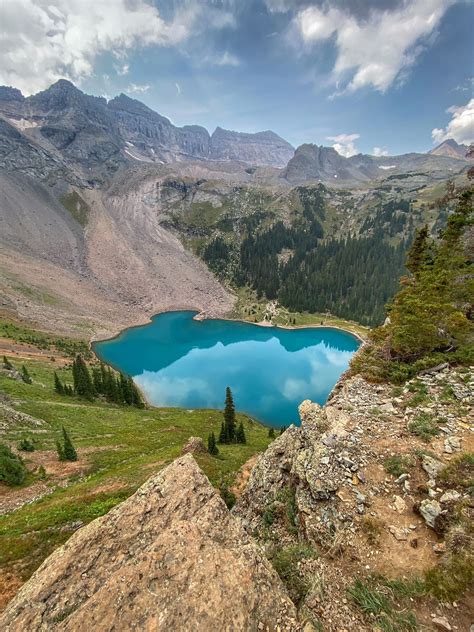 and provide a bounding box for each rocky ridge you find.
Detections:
[0,81,294,170]
[0,361,472,630]
[234,365,473,630]
[0,454,299,631]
